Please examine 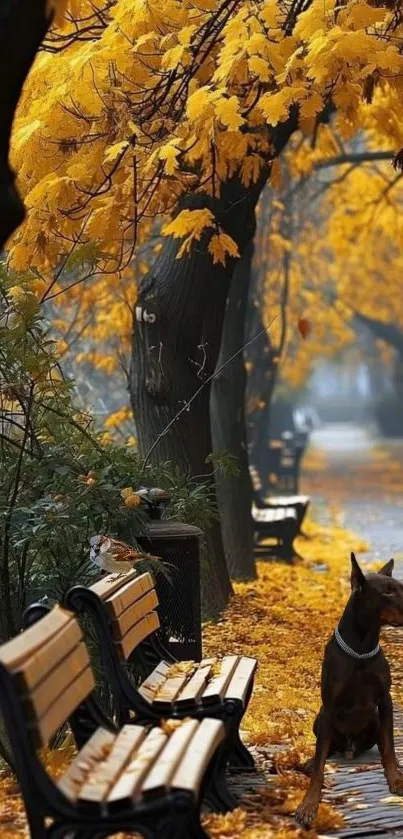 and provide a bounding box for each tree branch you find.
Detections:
[315,151,394,169]
[354,311,403,355]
